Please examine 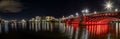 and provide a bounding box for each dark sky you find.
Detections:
[0,0,119,19]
